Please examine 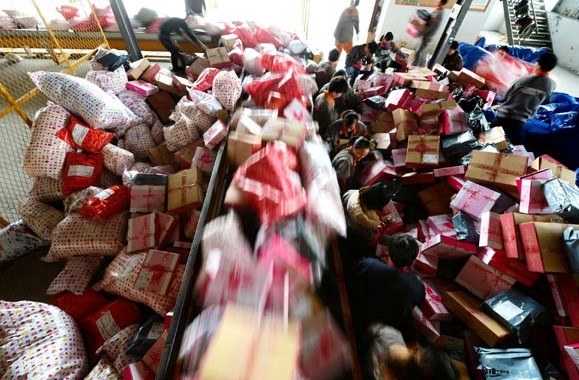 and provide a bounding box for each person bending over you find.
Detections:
[158,17,208,73]
[332,137,371,191]
[442,40,463,71]
[313,76,350,136]
[491,51,557,145]
[325,110,368,155]
[315,48,340,90]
